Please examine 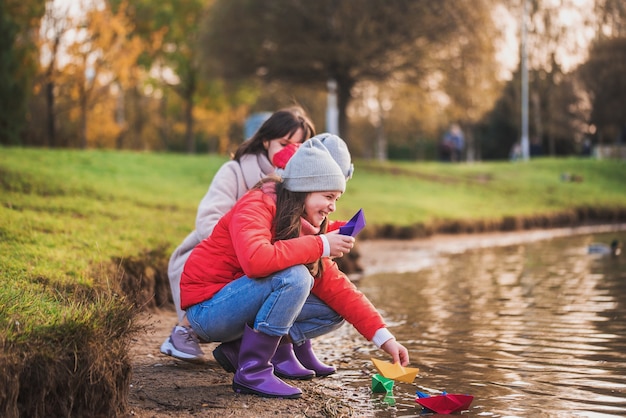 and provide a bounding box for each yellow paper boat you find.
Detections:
[371,358,419,383]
